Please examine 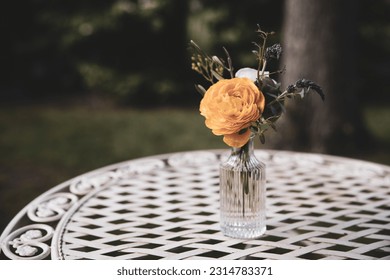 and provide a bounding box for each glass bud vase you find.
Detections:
[219,135,266,239]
